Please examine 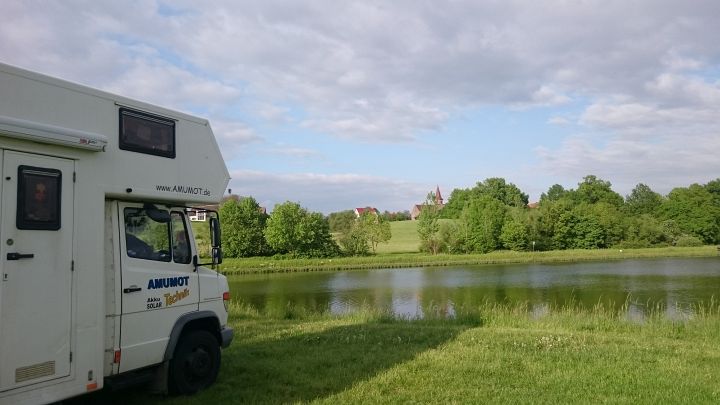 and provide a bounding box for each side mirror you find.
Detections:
[209,217,221,248]
[212,246,223,265]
